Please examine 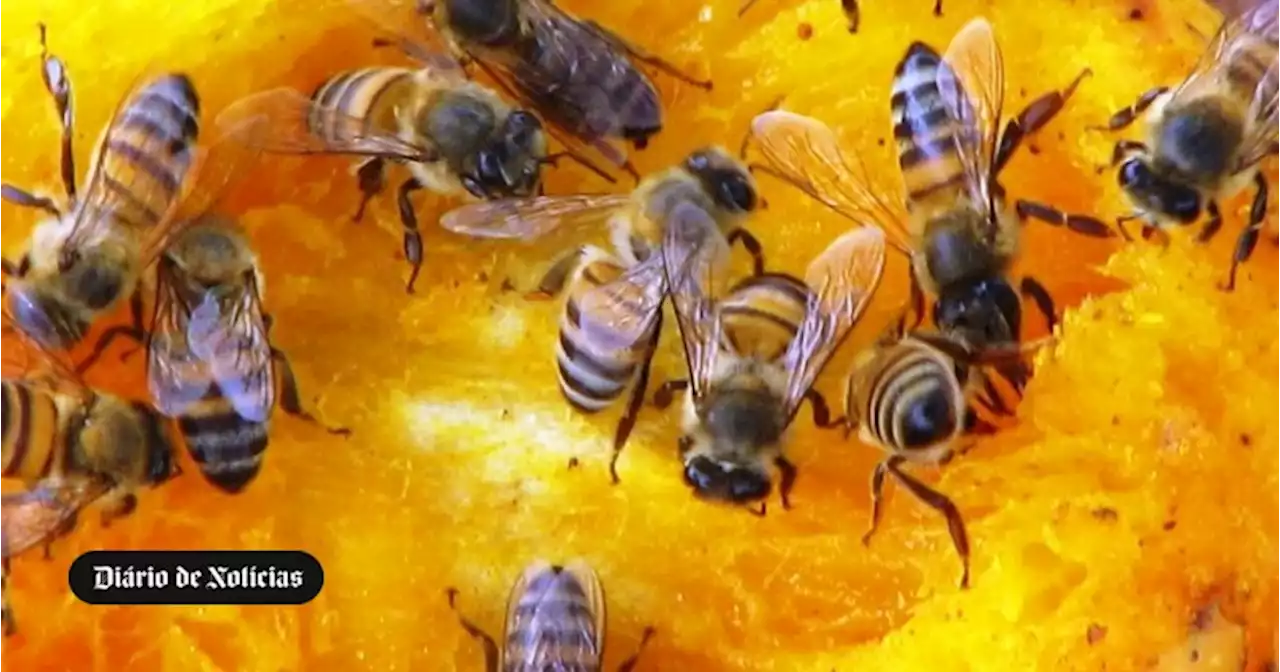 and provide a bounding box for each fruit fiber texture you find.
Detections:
[1,0,1277,669]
